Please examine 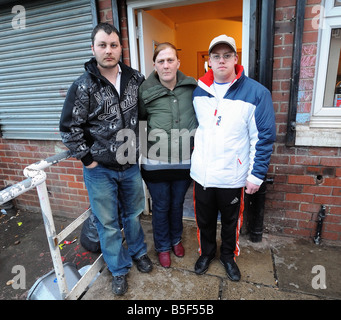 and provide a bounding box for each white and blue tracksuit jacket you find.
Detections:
[190,65,276,189]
